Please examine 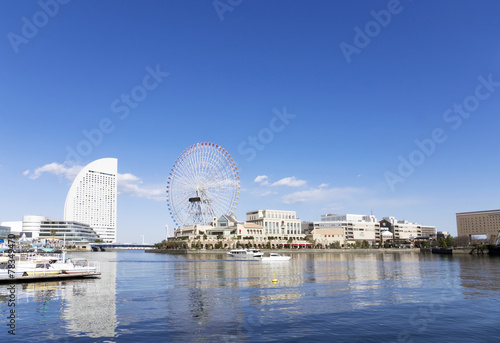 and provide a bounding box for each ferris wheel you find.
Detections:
[166,142,240,227]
